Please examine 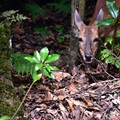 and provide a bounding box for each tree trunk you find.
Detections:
[0,25,25,119]
[69,0,85,73]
